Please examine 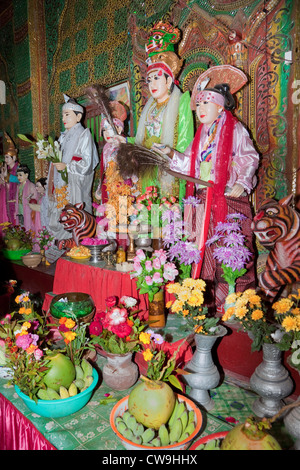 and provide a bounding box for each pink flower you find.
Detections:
[163,262,178,281]
[135,249,146,261]
[16,334,33,350]
[34,348,43,360]
[152,272,164,283]
[94,311,106,322]
[145,260,152,272]
[106,307,127,326]
[154,250,167,265]
[145,275,154,286]
[152,257,161,269]
[105,296,117,308]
